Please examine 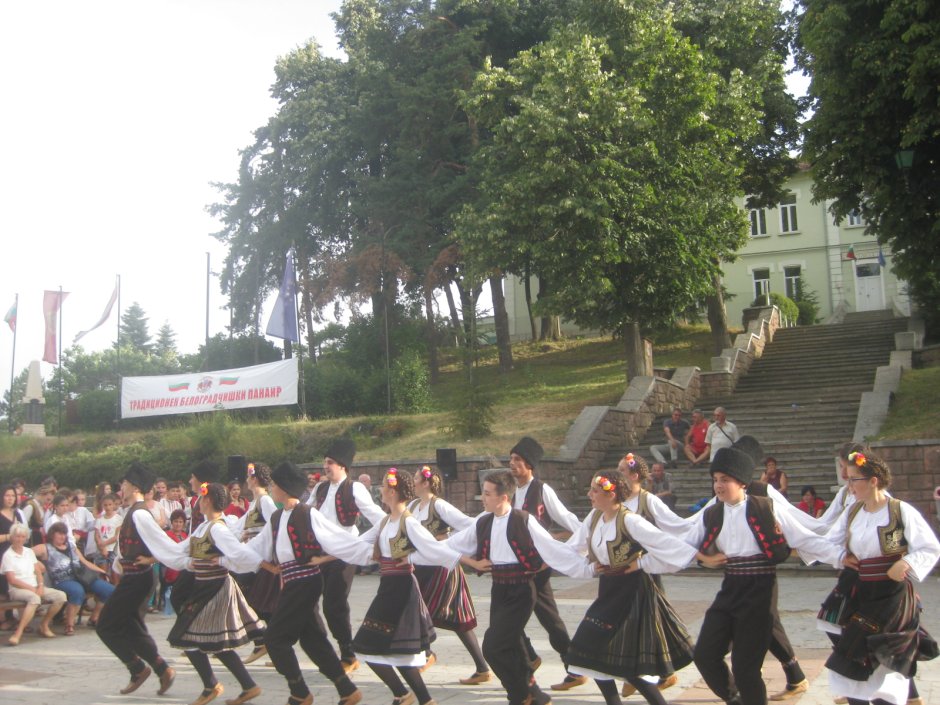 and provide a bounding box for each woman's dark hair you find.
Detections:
[764,457,778,467]
[593,469,629,503]
[52,491,71,508]
[800,485,816,498]
[200,483,228,512]
[46,521,69,539]
[838,441,869,461]
[0,484,16,505]
[103,492,120,505]
[483,470,516,501]
[248,462,272,488]
[846,451,892,489]
[385,469,415,504]
[169,509,187,524]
